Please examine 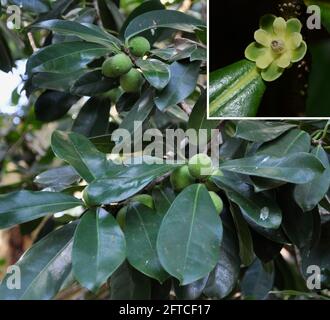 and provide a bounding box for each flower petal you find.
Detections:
[289,32,303,49]
[273,17,287,35]
[256,51,273,69]
[245,42,266,61]
[276,52,291,68]
[254,29,271,47]
[286,18,302,33]
[291,41,307,62]
[261,61,284,82]
[260,14,276,33]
